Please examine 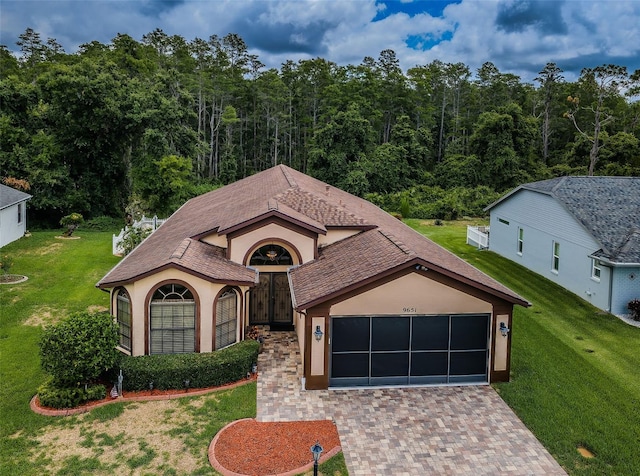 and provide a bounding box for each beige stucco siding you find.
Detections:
[200,233,227,248]
[318,229,360,247]
[229,223,315,265]
[123,269,244,356]
[331,272,493,315]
